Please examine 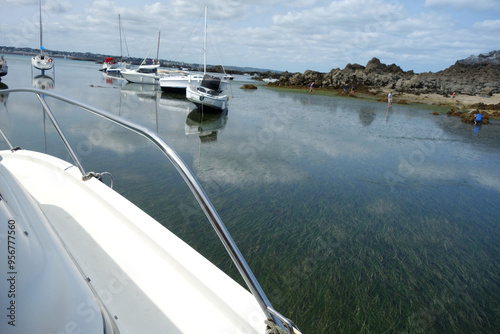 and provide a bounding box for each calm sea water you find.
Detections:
[1,55,499,333]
